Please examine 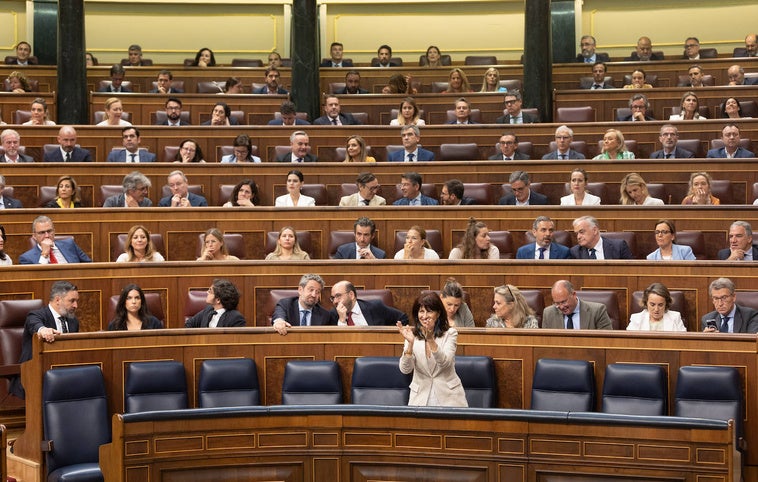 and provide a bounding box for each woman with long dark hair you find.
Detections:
[107,284,163,331]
